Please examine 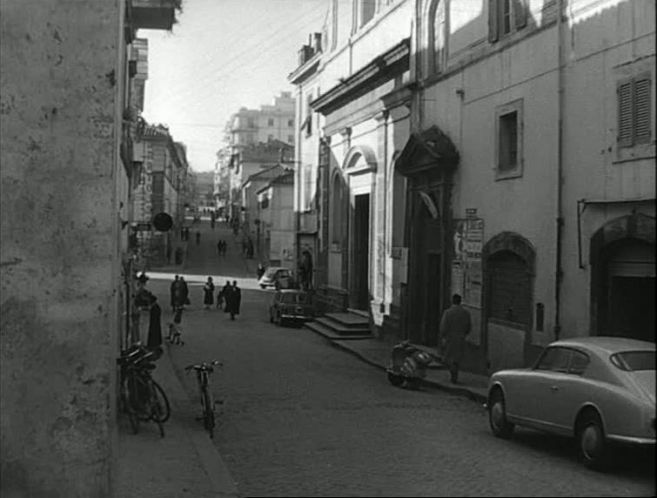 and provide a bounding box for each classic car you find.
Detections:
[269,289,314,326]
[486,336,655,469]
[258,266,295,289]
